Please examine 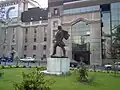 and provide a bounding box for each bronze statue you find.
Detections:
[51,26,70,57]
